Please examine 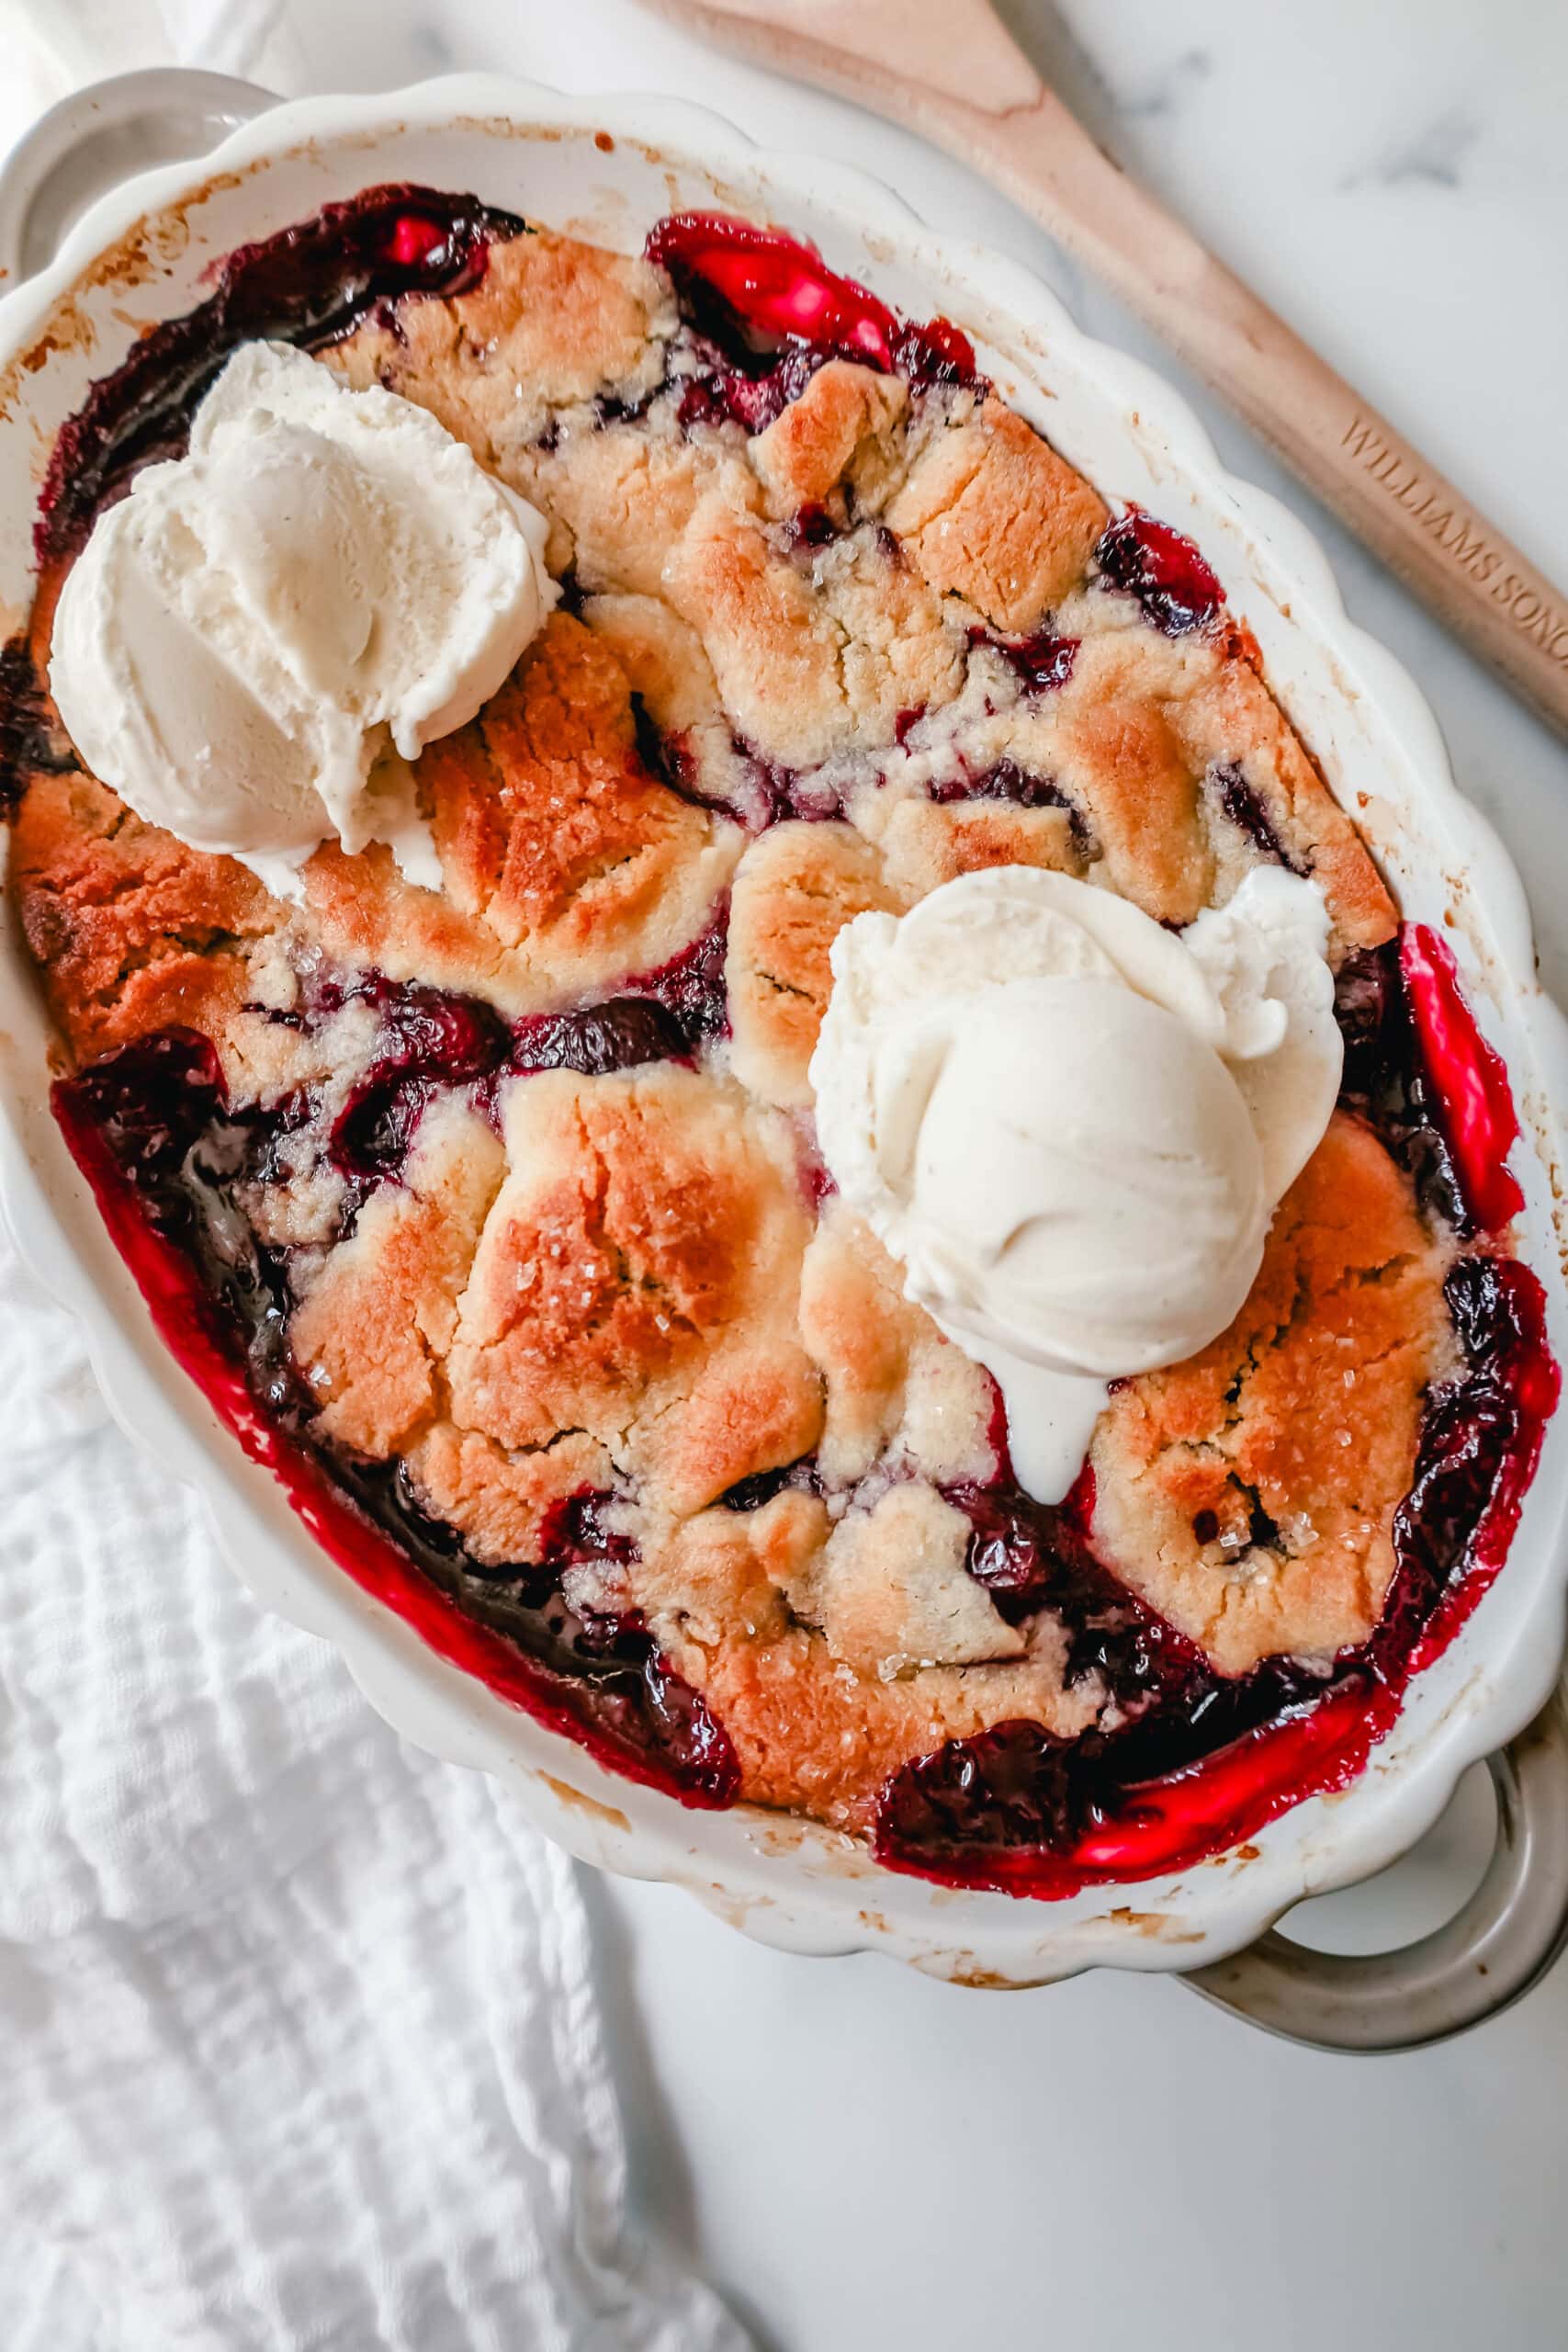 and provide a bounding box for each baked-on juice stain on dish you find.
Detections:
[20,187,1559,1886]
